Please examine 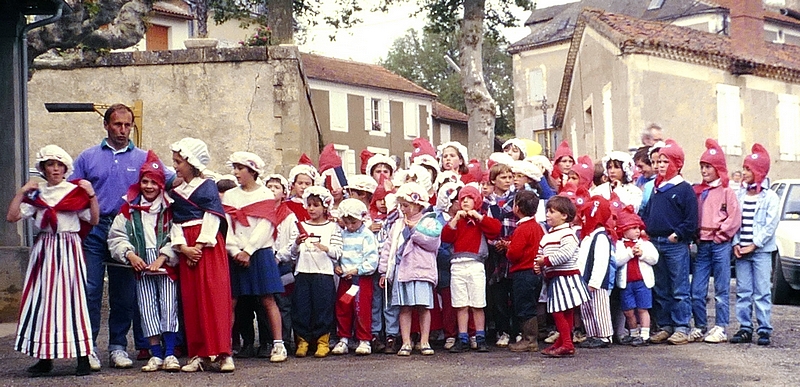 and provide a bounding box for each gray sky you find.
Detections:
[298,0,575,64]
